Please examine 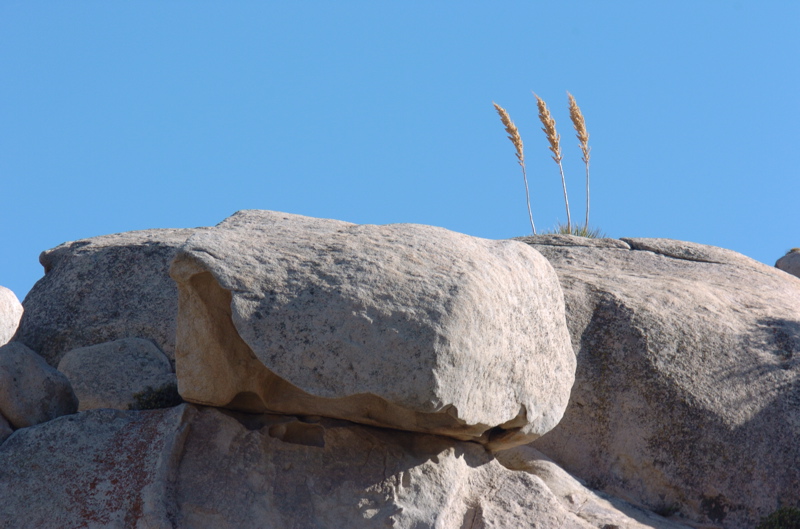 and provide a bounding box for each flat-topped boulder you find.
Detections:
[0,286,22,346]
[14,228,207,367]
[518,235,800,529]
[170,210,575,450]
